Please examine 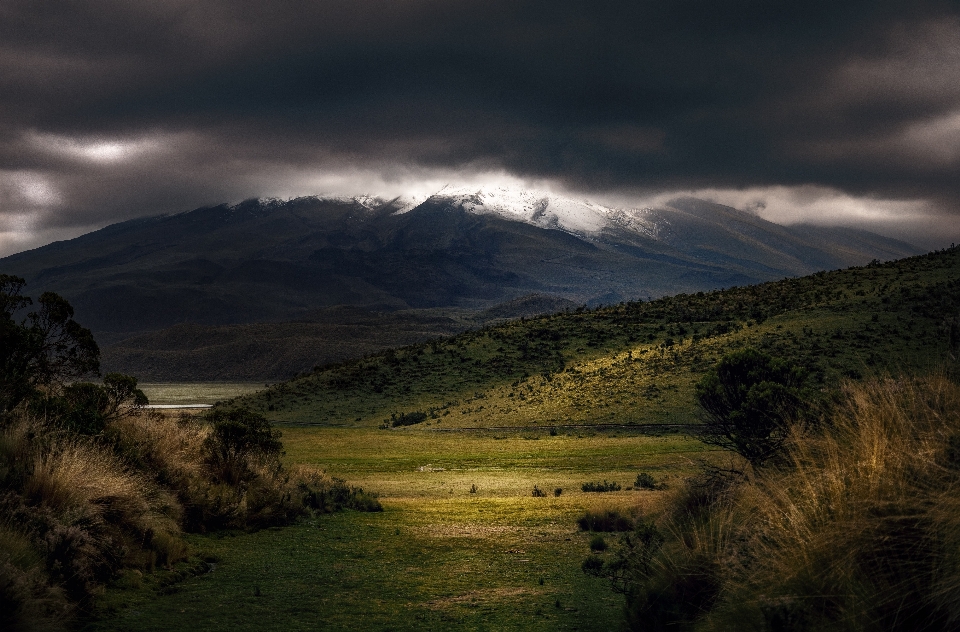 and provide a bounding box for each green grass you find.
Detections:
[89,247,960,630]
[90,427,715,631]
